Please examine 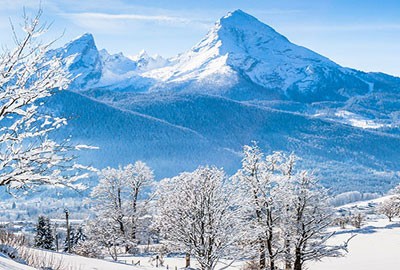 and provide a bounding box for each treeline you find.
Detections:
[39,142,349,270]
